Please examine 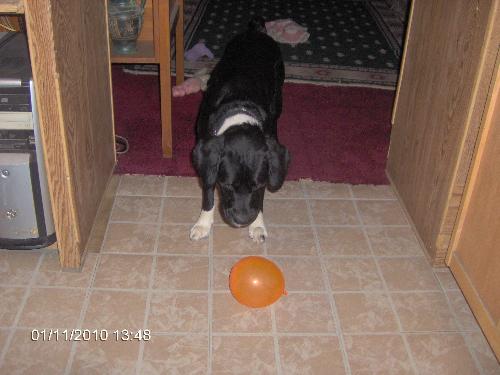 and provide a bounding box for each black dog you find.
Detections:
[190,17,290,242]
